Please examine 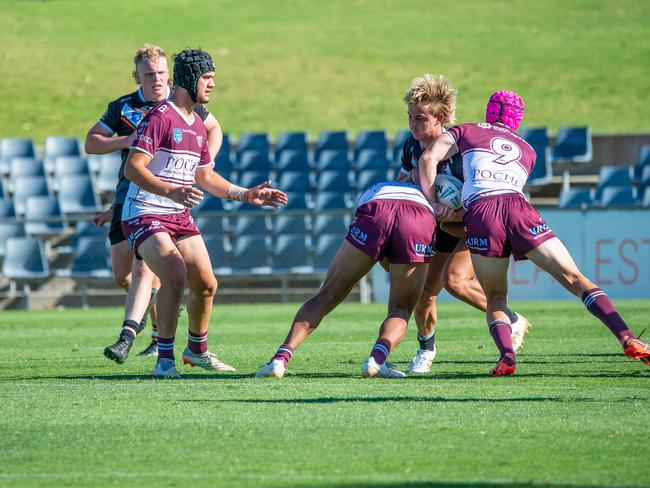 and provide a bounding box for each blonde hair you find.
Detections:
[404,74,457,125]
[132,44,167,82]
